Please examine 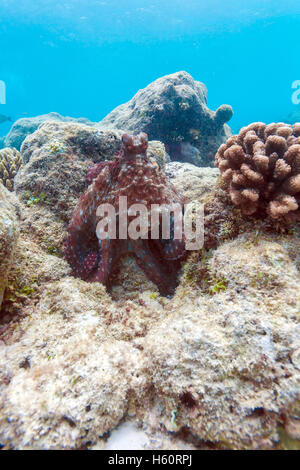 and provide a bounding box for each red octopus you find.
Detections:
[64,133,187,296]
